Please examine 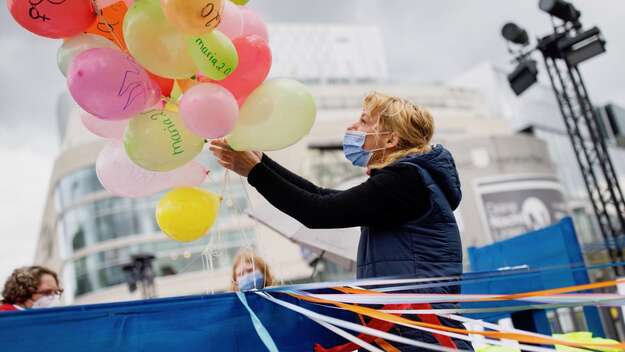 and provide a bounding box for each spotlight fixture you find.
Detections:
[507,59,538,96]
[539,0,581,26]
[501,22,530,46]
[558,26,606,66]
